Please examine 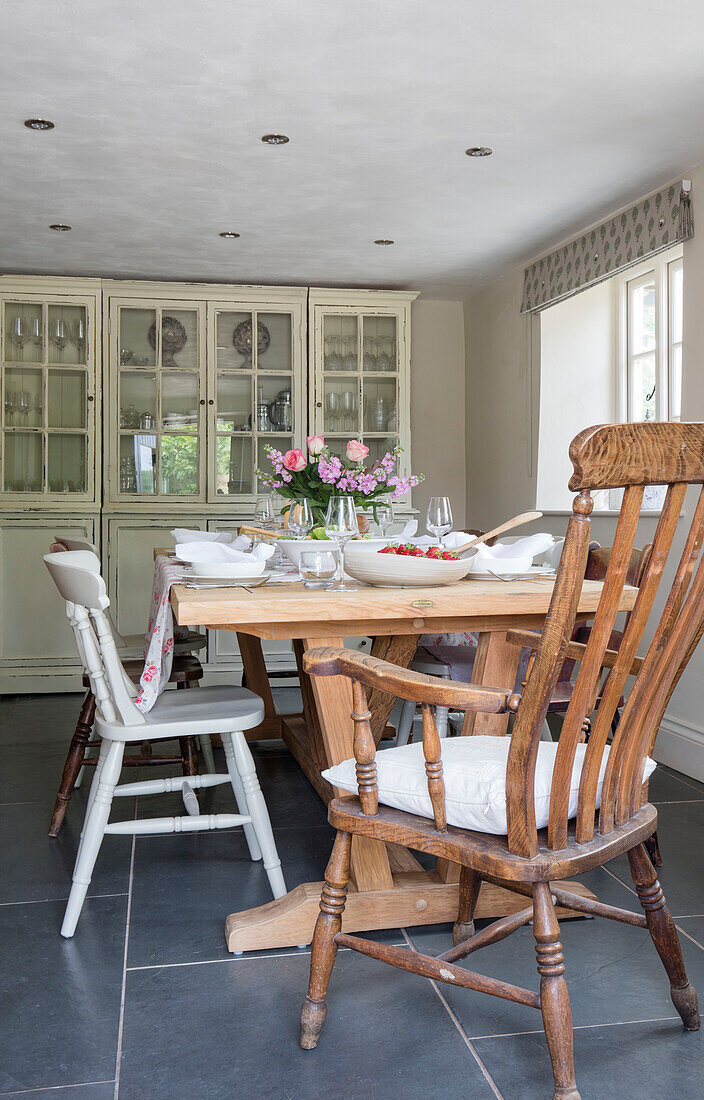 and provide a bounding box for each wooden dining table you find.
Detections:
[170,572,637,953]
